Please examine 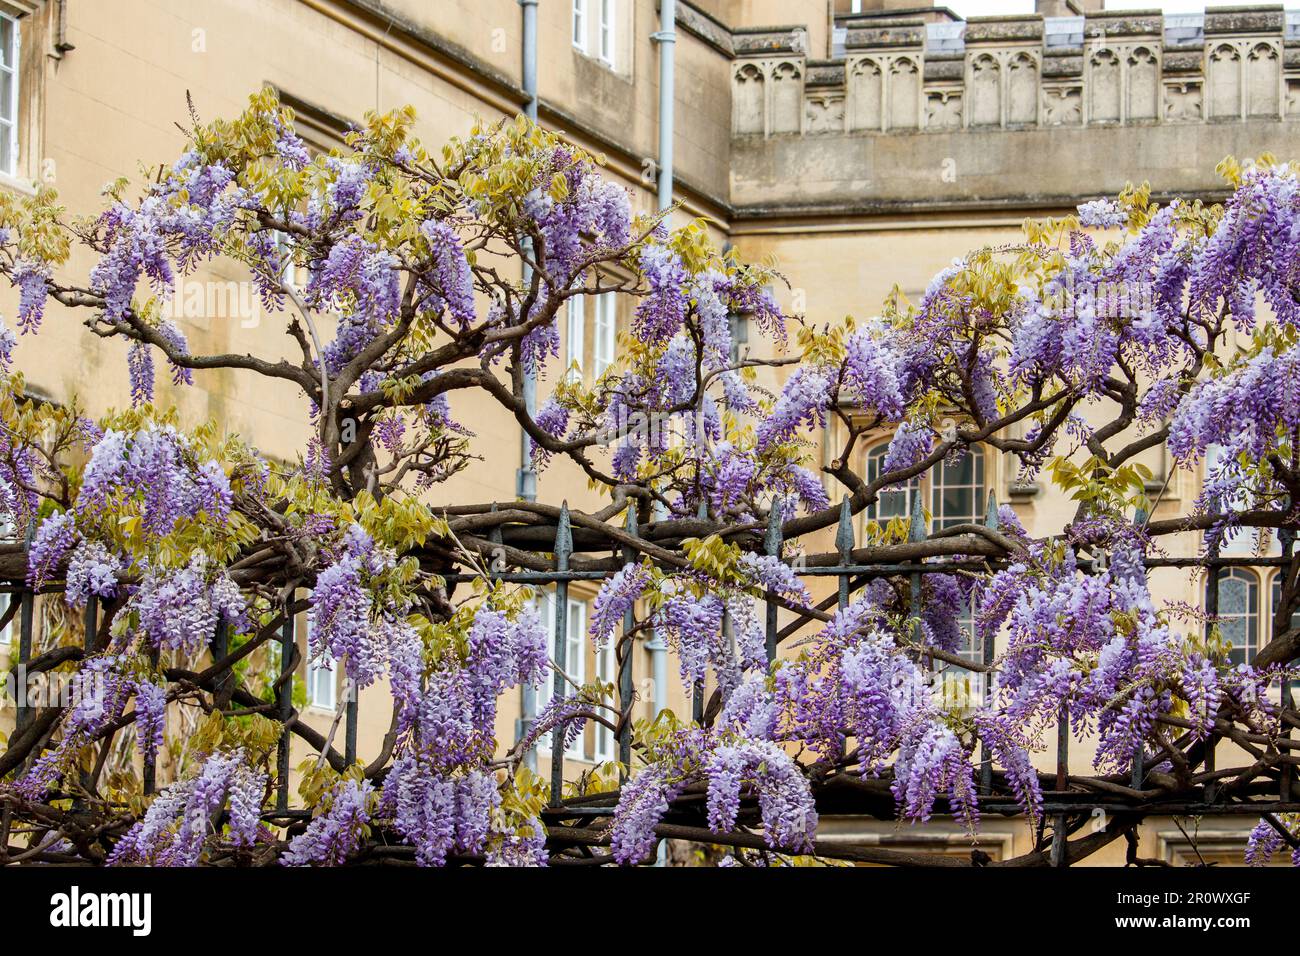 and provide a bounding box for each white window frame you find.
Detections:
[271,229,304,292]
[598,0,616,67]
[0,519,14,645]
[593,640,616,762]
[593,292,616,377]
[302,611,338,711]
[931,447,985,531]
[1205,443,1255,557]
[572,0,588,53]
[0,12,20,178]
[307,656,337,711]
[536,591,588,759]
[565,294,585,382]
